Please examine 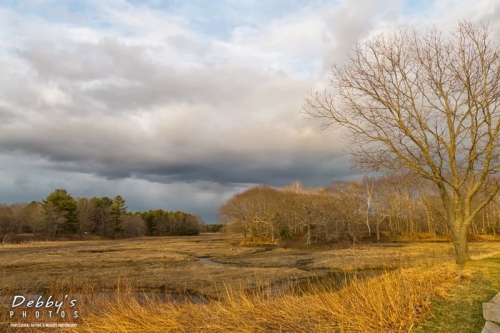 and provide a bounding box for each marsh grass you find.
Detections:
[44,265,456,333]
[2,235,500,332]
